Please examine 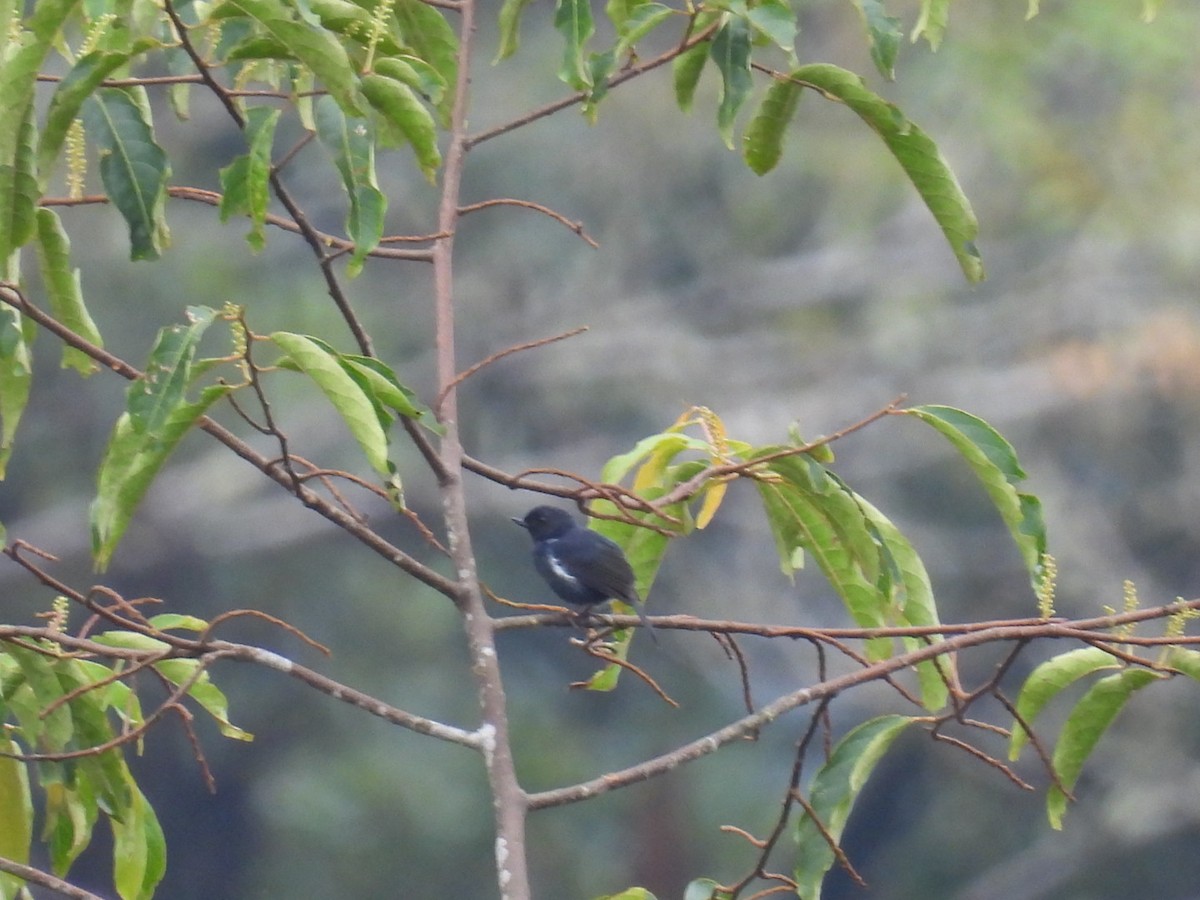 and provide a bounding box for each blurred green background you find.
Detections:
[5,3,1200,898]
